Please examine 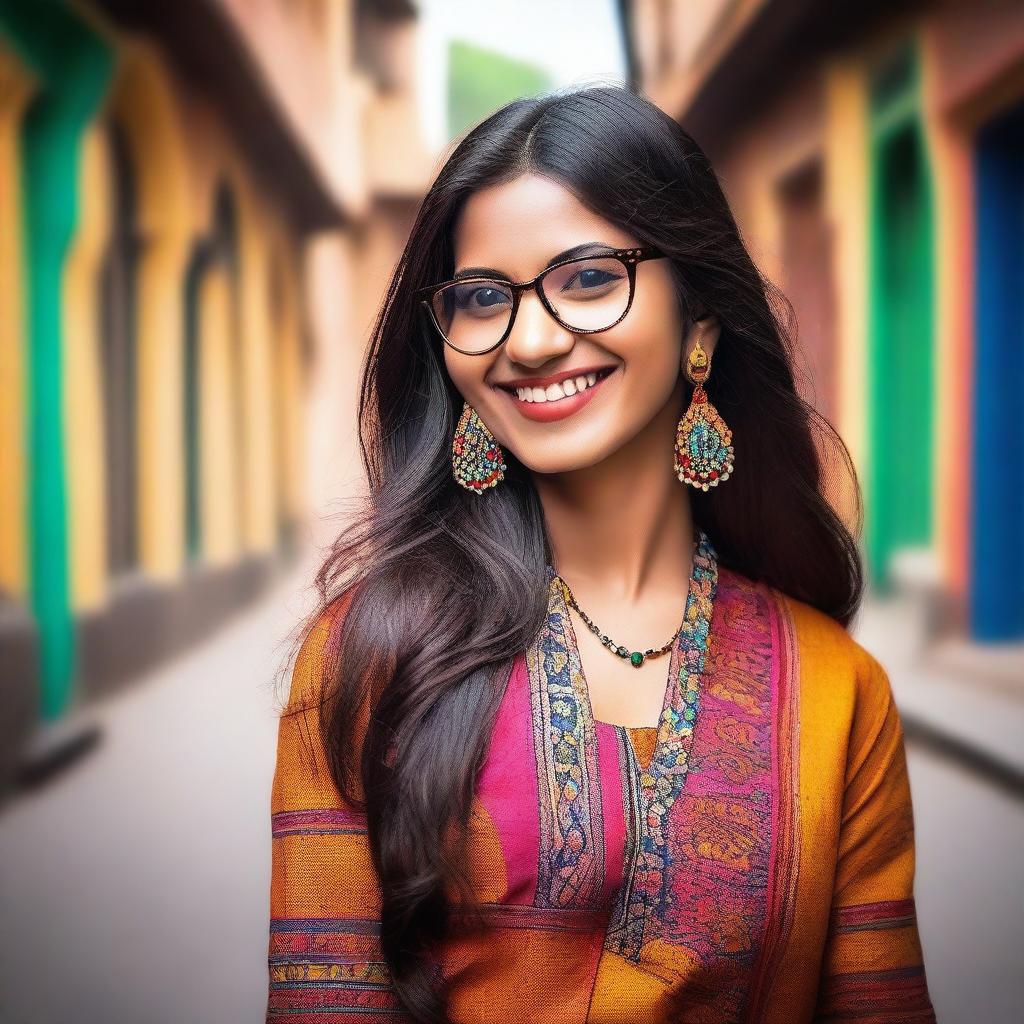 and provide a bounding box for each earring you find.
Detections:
[452,401,507,492]
[674,337,734,490]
